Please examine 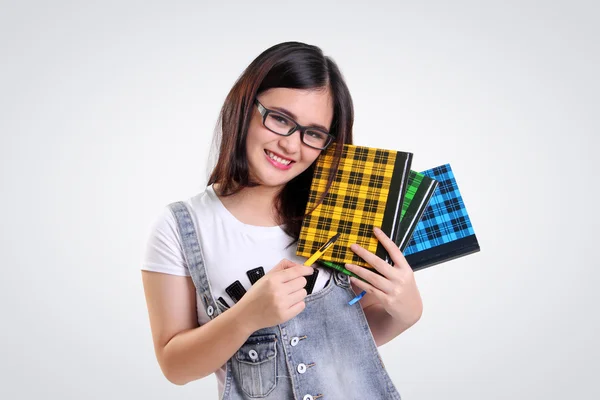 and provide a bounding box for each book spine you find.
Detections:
[397,175,439,252]
[377,152,413,263]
